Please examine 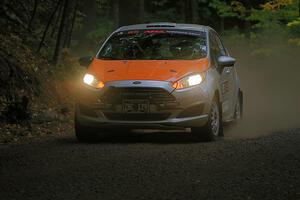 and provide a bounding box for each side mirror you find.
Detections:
[78,56,93,67]
[217,56,236,67]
